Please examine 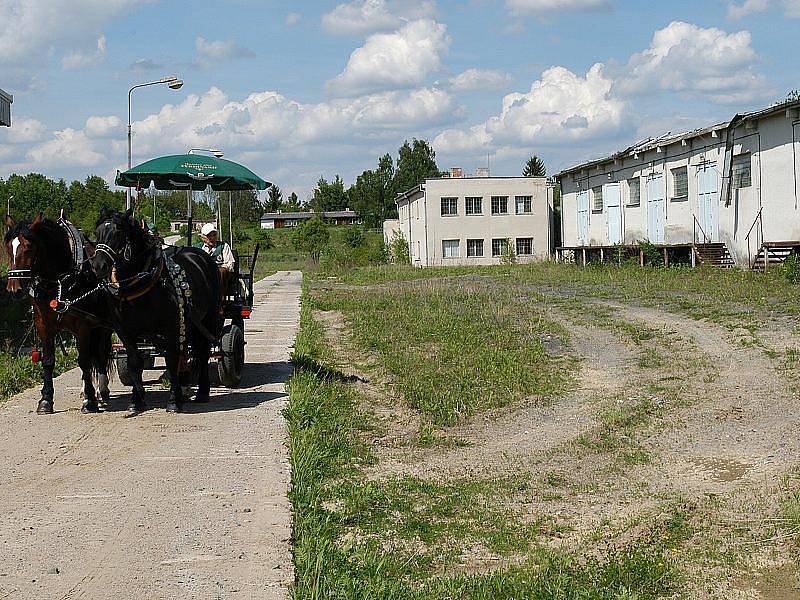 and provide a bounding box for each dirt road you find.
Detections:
[0,271,300,599]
